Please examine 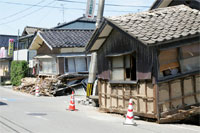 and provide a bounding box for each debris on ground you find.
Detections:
[13,72,88,97]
